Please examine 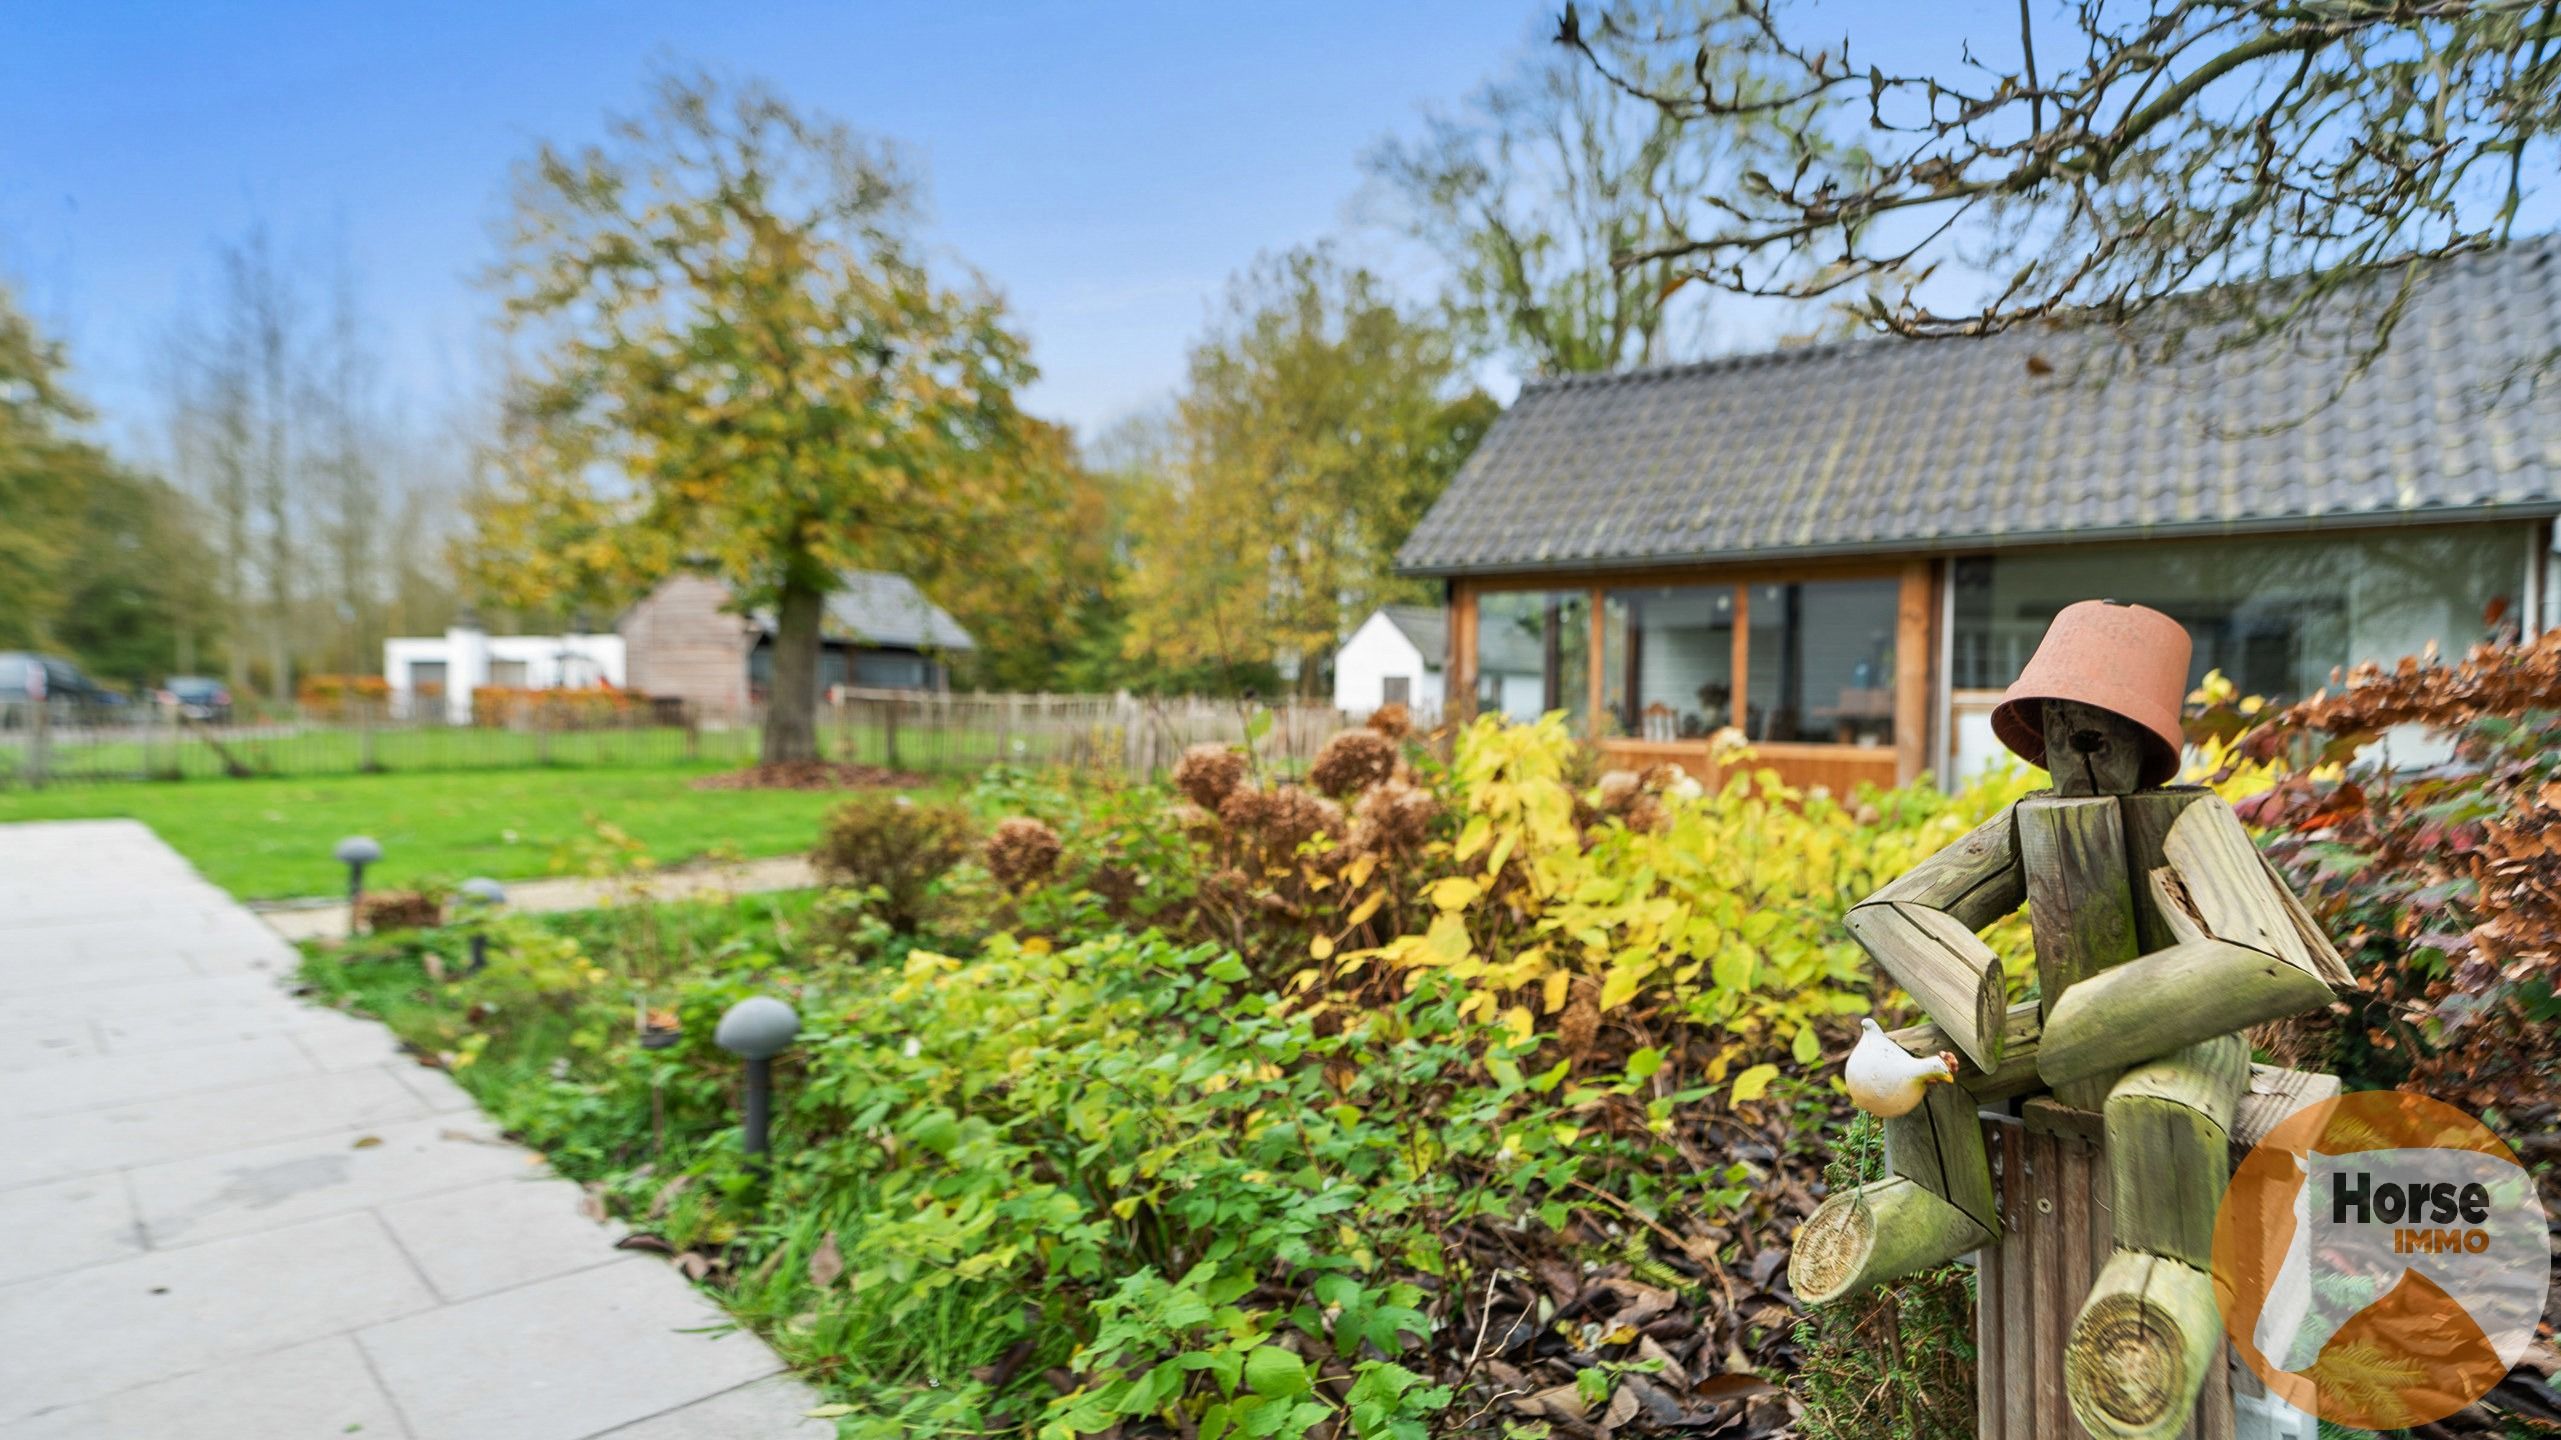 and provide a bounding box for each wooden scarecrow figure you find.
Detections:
[1788,600,2359,1440]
